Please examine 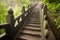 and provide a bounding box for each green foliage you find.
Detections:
[42,0,60,12]
[54,13,60,29]
[0,29,5,34]
[0,2,7,23]
[48,0,60,3]
[13,0,31,17]
[15,0,30,8]
[13,5,21,17]
[47,3,56,12]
